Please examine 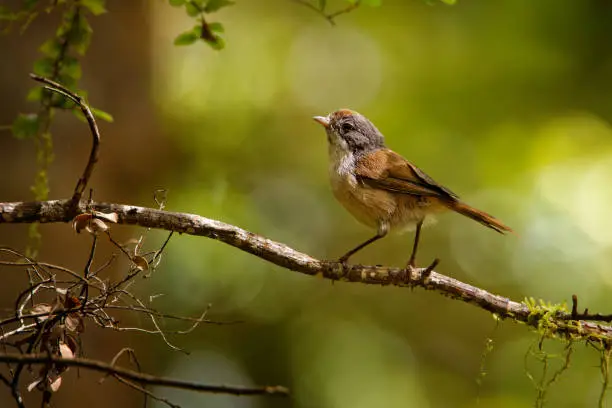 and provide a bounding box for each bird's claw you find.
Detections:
[329,256,350,283]
[398,258,440,287]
